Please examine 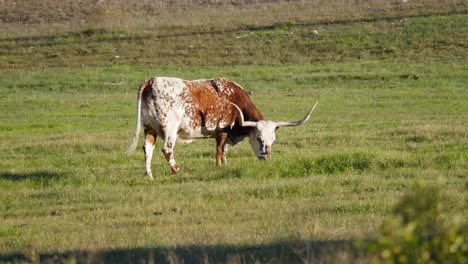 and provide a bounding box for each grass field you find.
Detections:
[0,0,467,262]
